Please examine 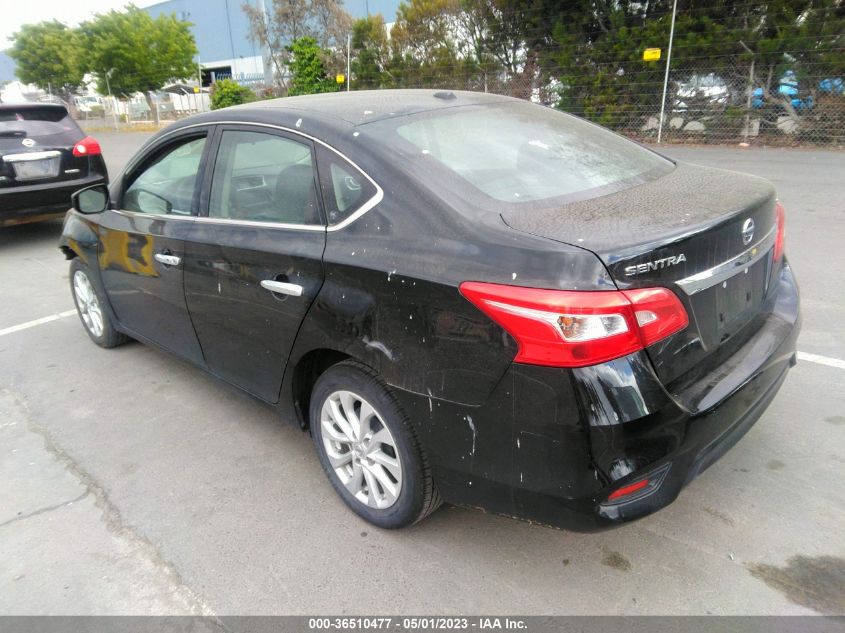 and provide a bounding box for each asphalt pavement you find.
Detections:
[1,131,843,615]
